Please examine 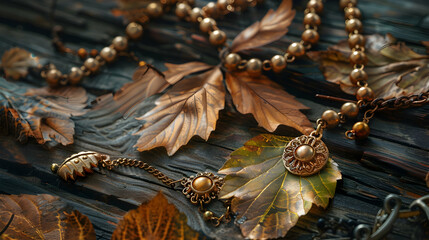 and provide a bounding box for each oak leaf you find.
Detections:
[0,48,39,80]
[112,192,199,240]
[0,194,96,240]
[308,34,429,98]
[219,134,341,239]
[0,79,88,145]
[230,0,295,53]
[226,72,313,134]
[133,67,225,155]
